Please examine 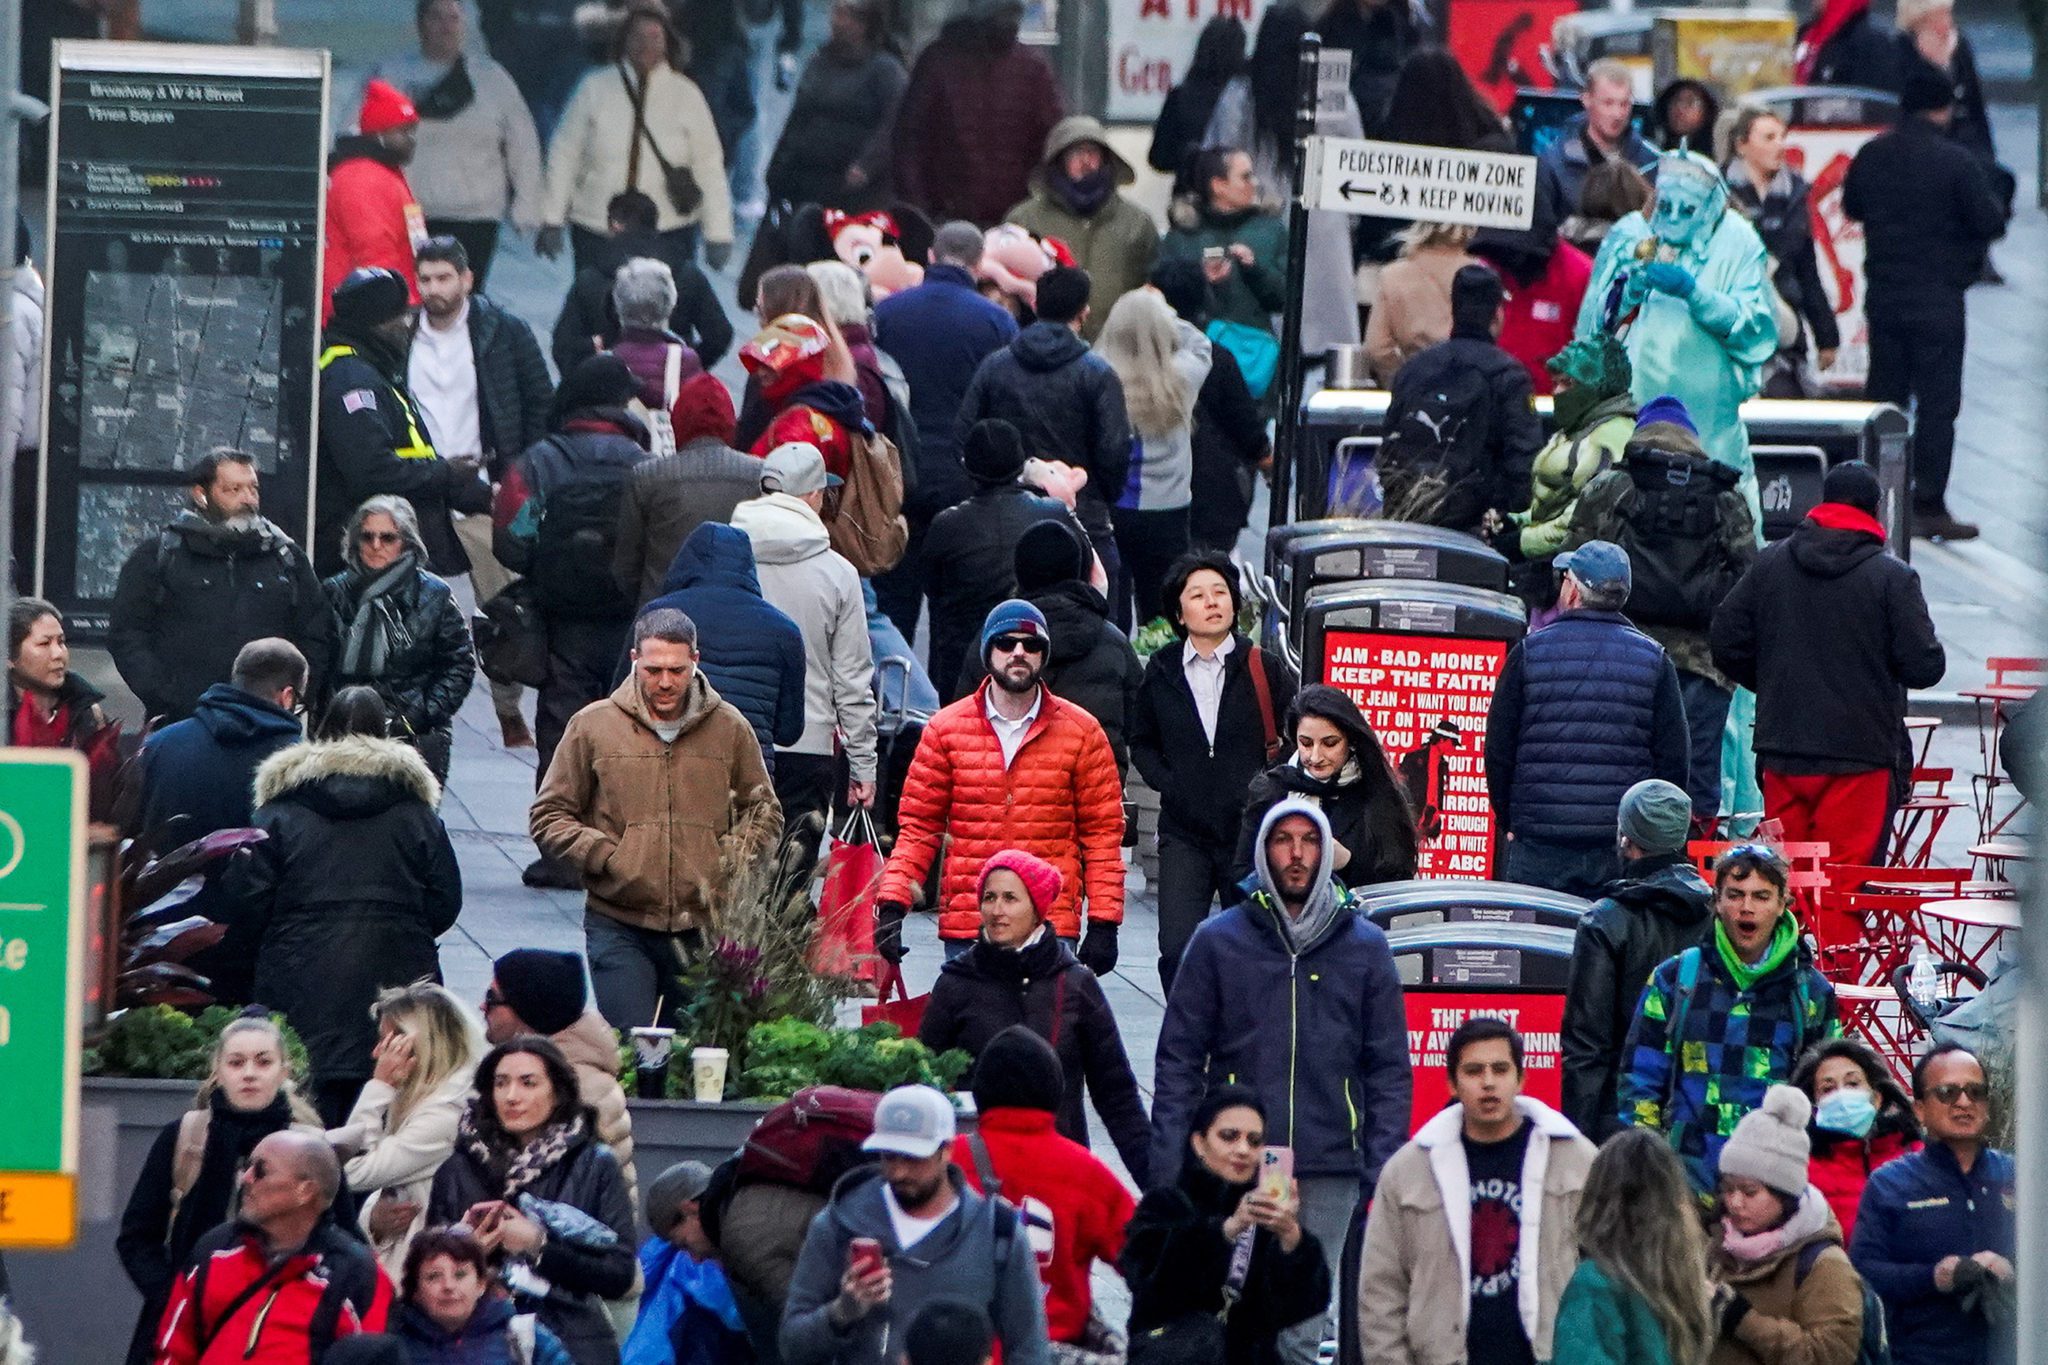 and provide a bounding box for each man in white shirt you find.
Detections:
[409,235,553,747]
